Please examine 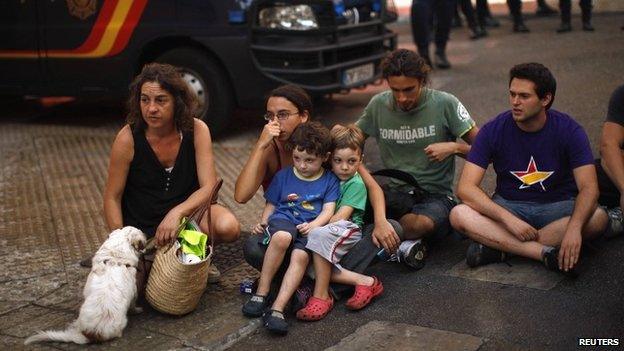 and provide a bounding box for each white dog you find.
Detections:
[25,226,147,345]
